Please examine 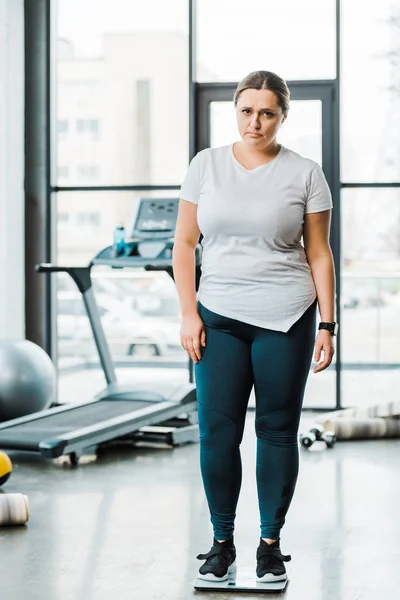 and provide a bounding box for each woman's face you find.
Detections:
[235,88,286,149]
